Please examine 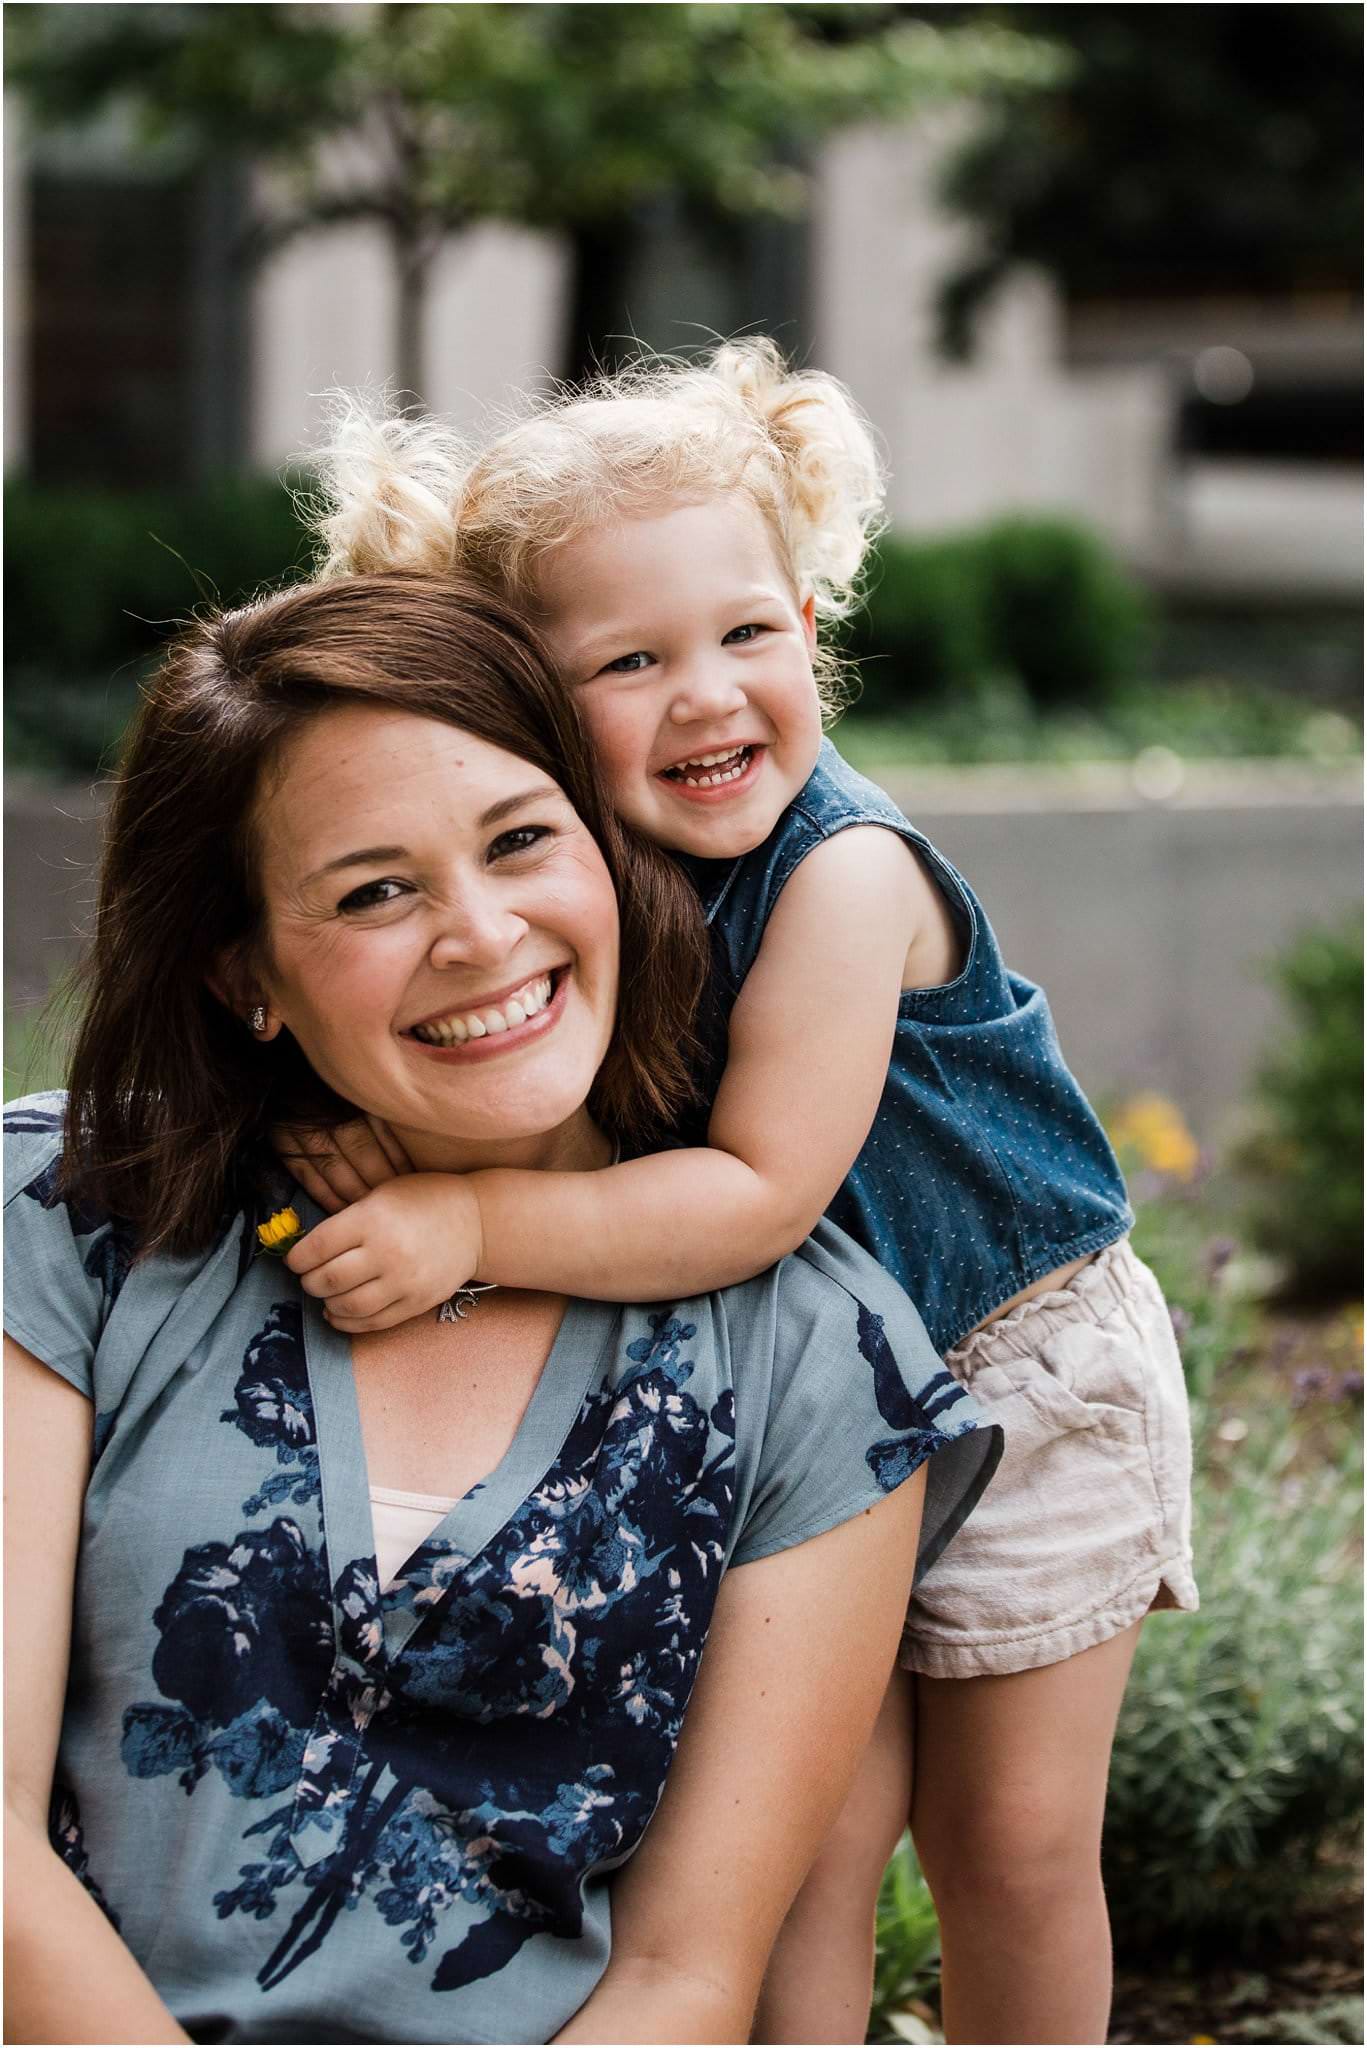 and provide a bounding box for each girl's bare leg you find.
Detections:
[752,1665,915,2044]
[911,1621,1142,2045]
